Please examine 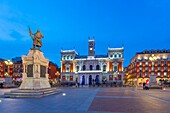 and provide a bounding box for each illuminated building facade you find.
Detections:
[0,58,13,83]
[48,61,59,80]
[12,57,23,81]
[127,49,170,86]
[48,61,59,85]
[60,39,124,85]
[0,58,5,78]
